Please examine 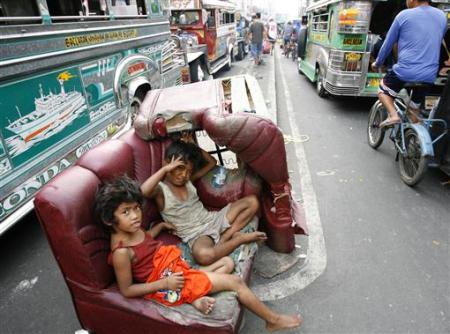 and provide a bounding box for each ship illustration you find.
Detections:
[6,75,86,143]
